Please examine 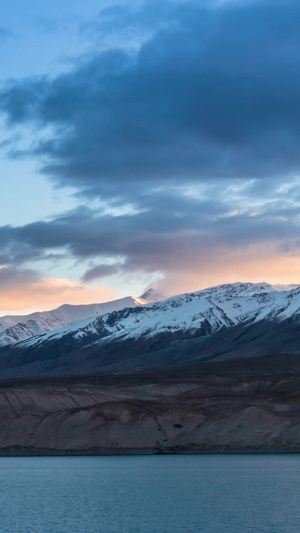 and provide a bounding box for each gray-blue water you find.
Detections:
[0,455,299,532]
